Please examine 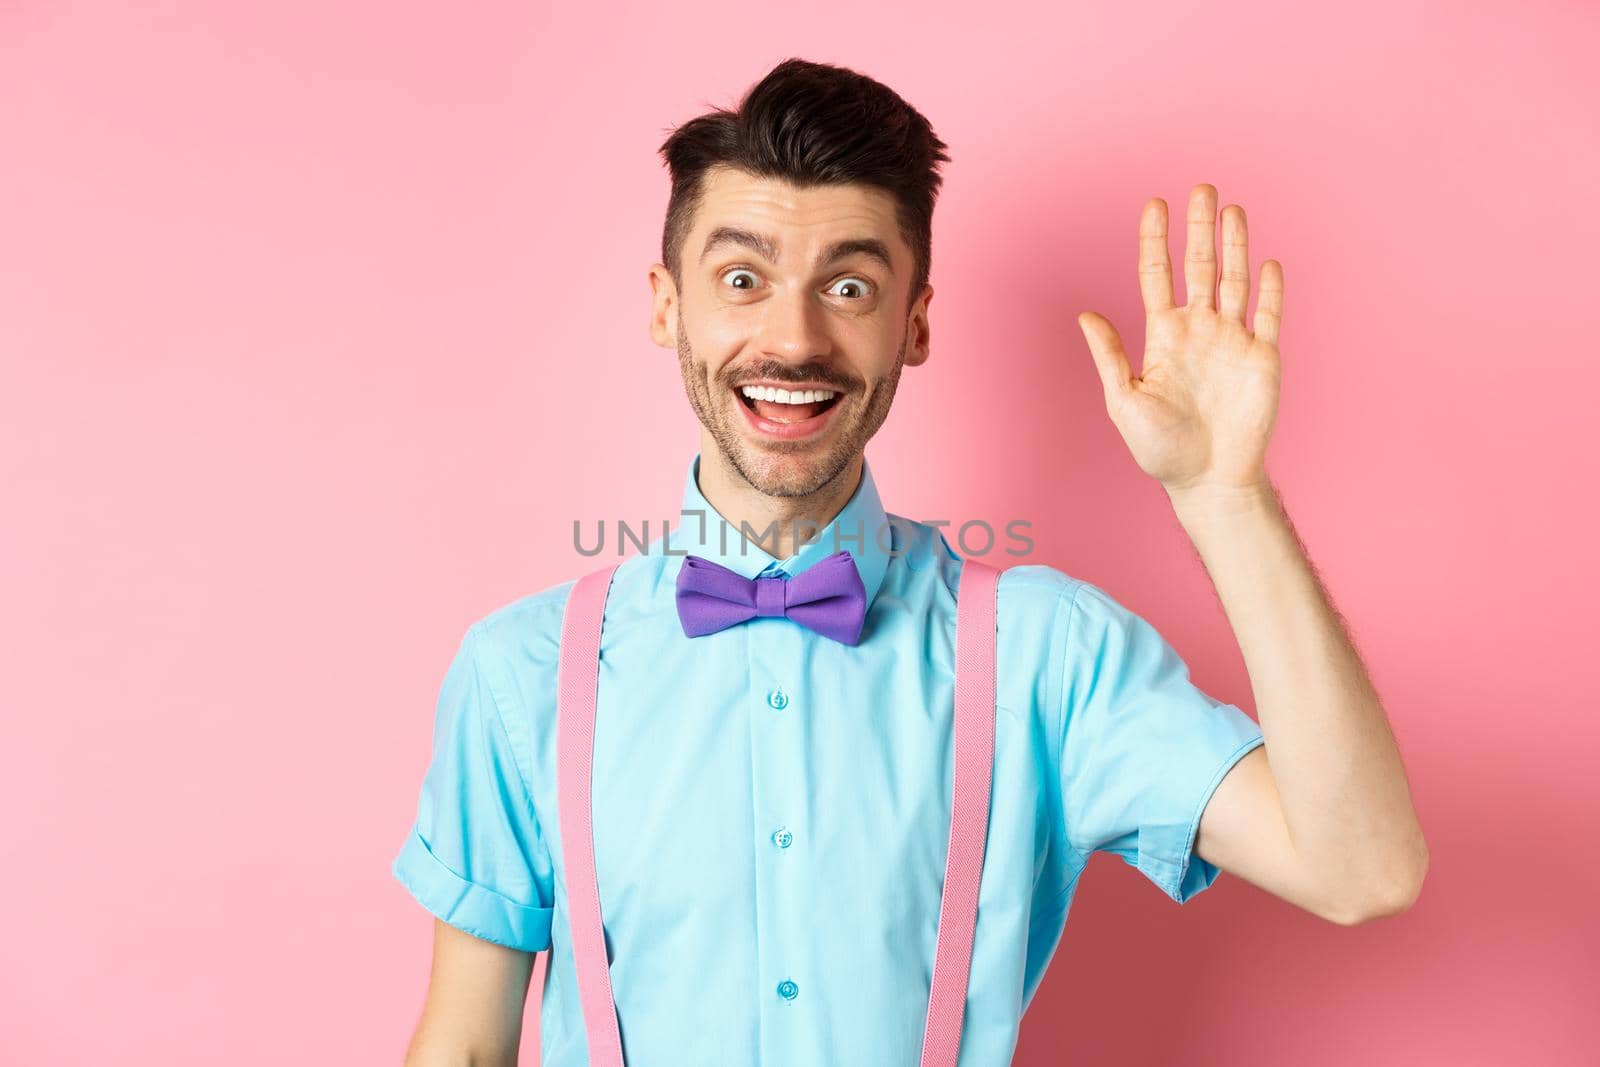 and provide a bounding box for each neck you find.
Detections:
[695,444,863,561]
